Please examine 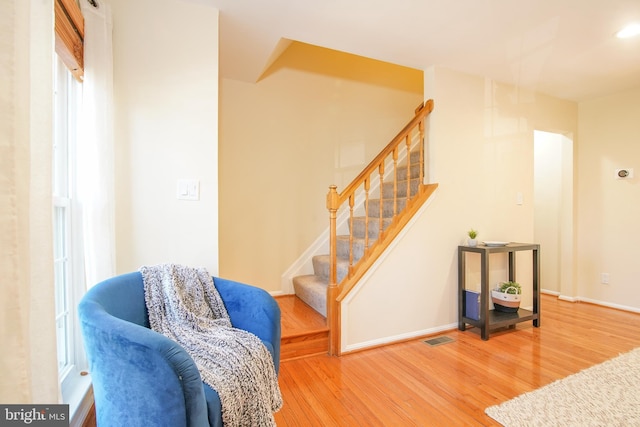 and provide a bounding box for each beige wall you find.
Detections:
[342,67,579,350]
[577,87,640,310]
[219,42,423,291]
[112,0,219,275]
[107,0,640,353]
